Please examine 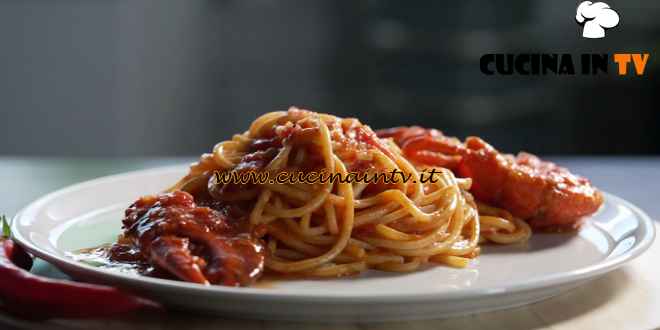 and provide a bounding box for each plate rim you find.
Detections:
[11,165,657,303]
